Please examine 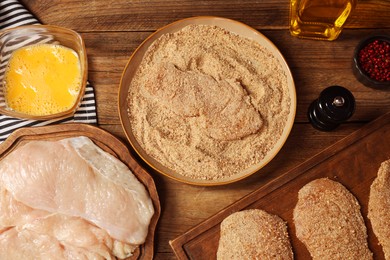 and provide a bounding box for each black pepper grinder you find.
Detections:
[308,86,355,131]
